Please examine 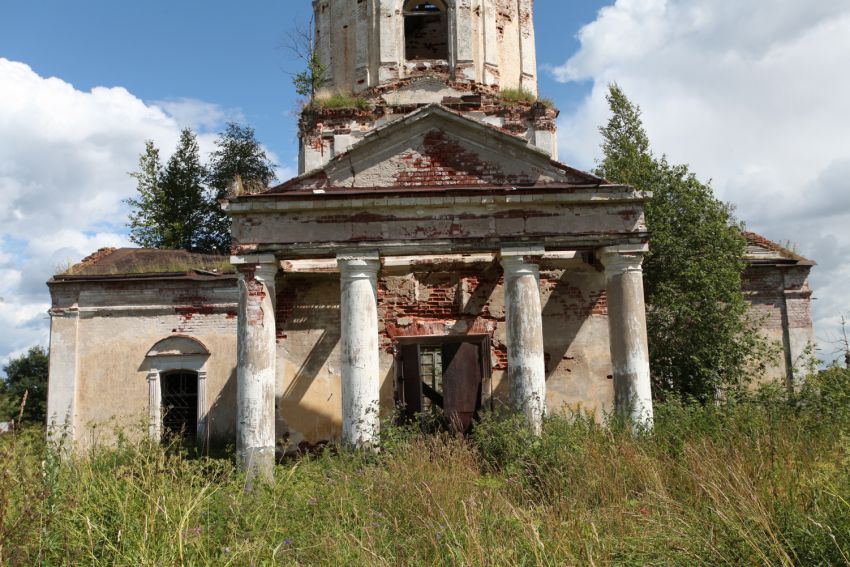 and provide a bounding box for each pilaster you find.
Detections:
[46,308,80,445]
